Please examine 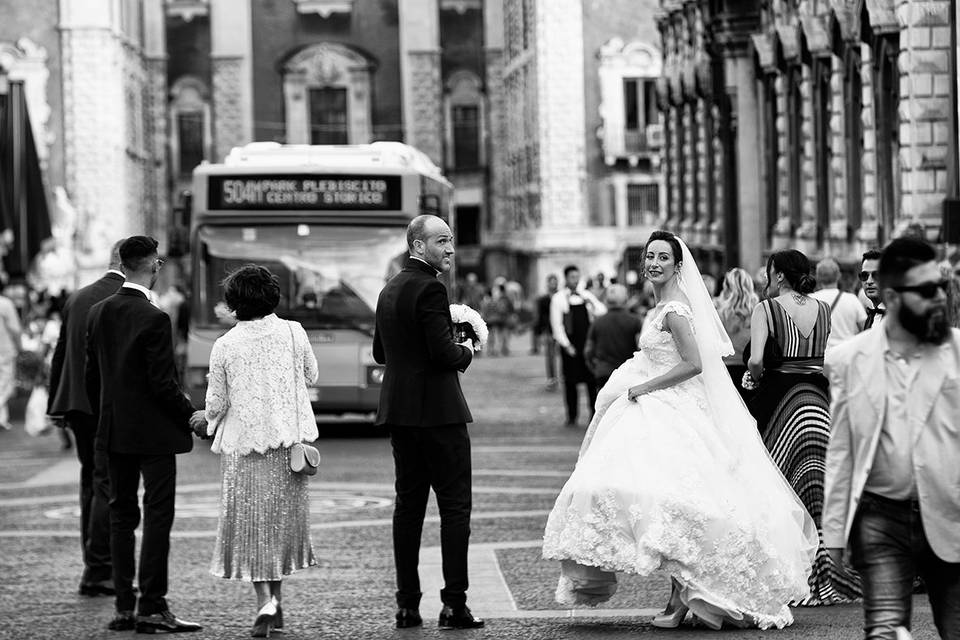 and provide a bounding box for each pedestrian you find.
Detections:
[534,274,559,388]
[458,271,485,310]
[746,249,861,605]
[588,272,607,303]
[715,267,759,400]
[550,265,606,426]
[811,257,867,352]
[860,249,885,329]
[583,284,642,389]
[203,265,318,638]
[0,278,22,430]
[373,214,483,630]
[824,237,960,640]
[482,284,513,356]
[47,239,125,597]
[543,231,818,630]
[85,236,204,633]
